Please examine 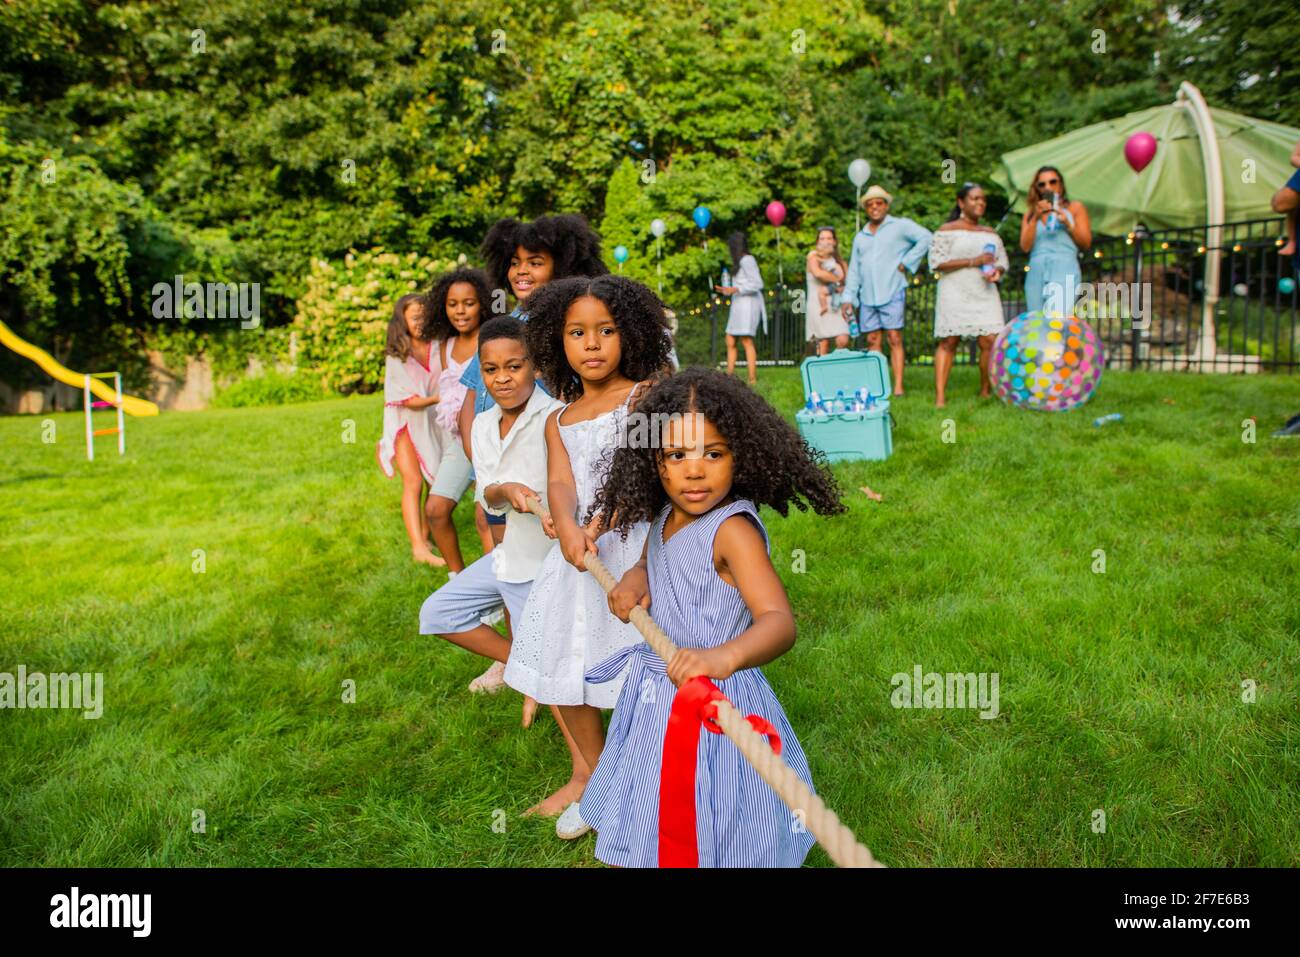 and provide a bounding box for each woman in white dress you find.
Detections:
[805,226,850,354]
[929,183,1009,408]
[715,231,765,386]
[376,294,446,567]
